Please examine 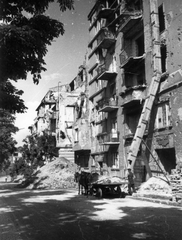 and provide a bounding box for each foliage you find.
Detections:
[0,0,74,84]
[9,157,33,179]
[22,132,57,168]
[0,0,74,166]
[0,110,18,163]
[0,80,27,113]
